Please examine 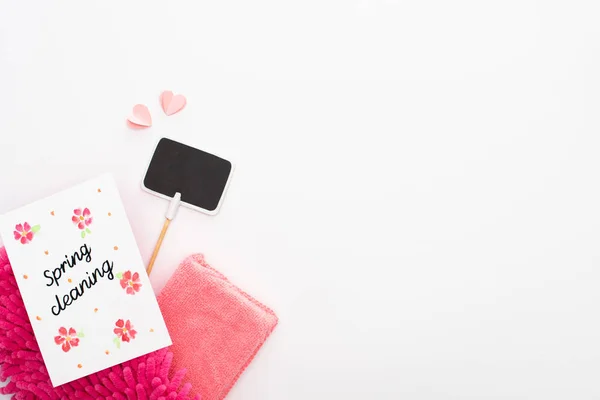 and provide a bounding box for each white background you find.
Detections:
[0,1,599,399]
